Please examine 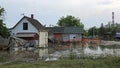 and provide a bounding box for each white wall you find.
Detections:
[39,32,48,47]
[69,34,76,40]
[63,34,82,41]
[11,18,39,35]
